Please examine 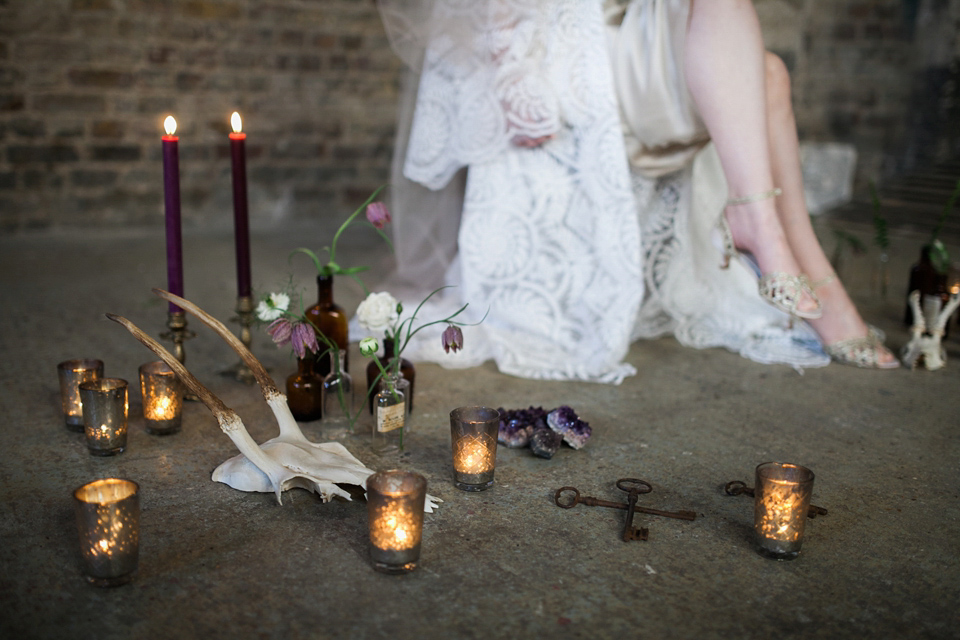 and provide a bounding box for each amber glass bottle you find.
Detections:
[286,357,323,422]
[366,337,415,414]
[304,274,349,377]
